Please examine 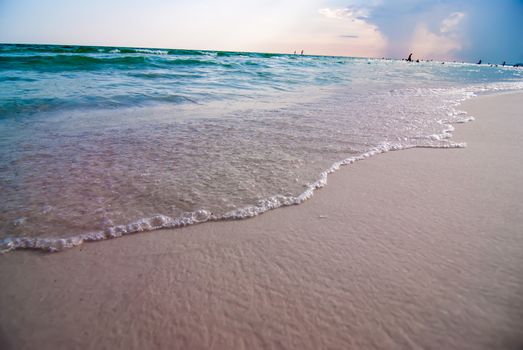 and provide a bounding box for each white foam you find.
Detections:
[0,210,215,253]
[134,48,168,55]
